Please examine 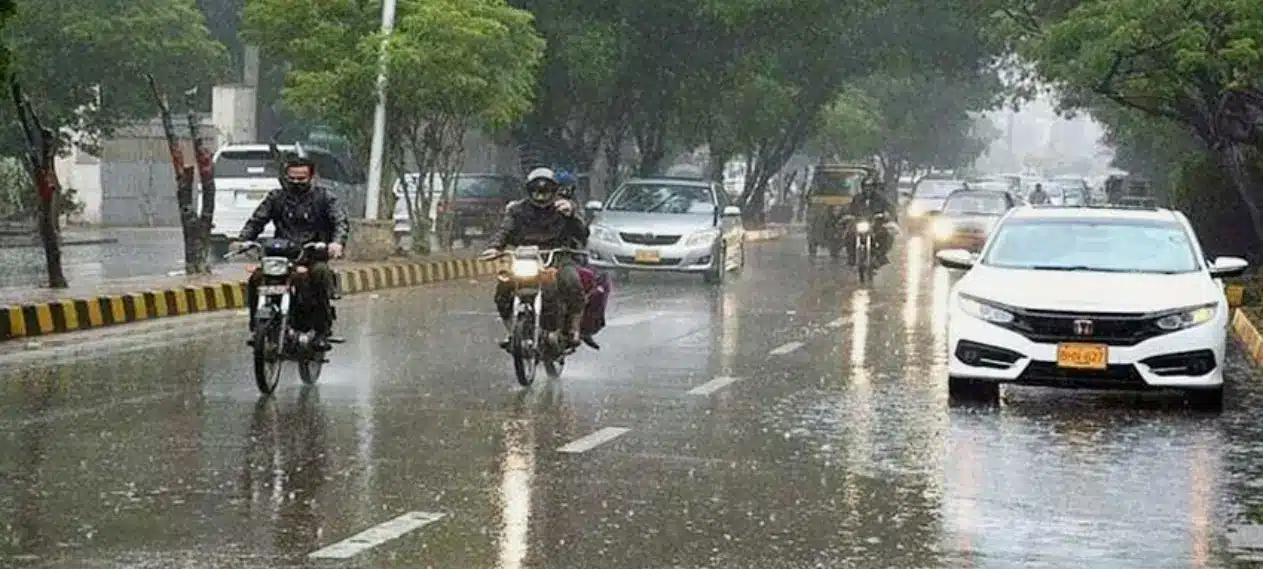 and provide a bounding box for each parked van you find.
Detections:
[208,143,366,243]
